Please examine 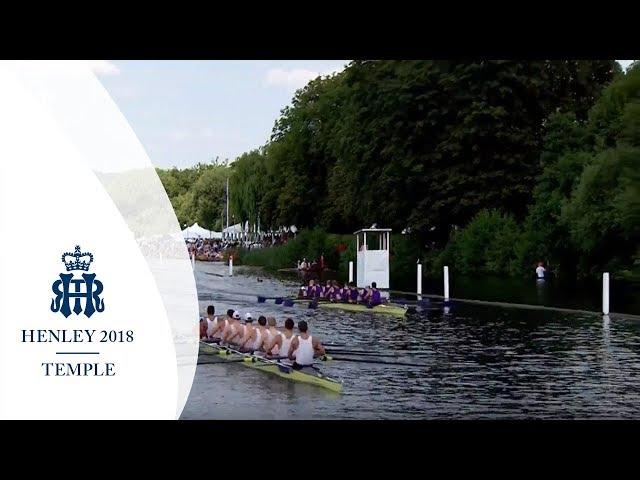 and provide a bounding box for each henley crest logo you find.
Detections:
[51,245,105,318]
